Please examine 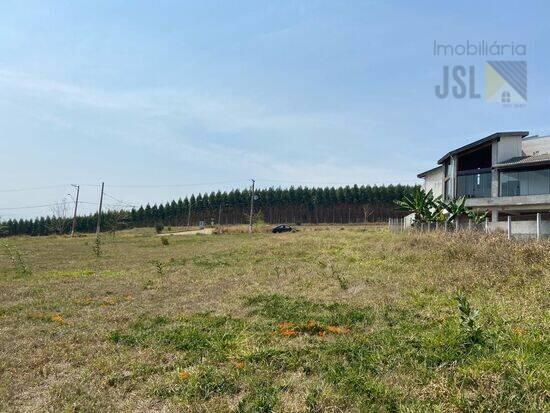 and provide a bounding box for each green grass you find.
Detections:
[0,227,548,411]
